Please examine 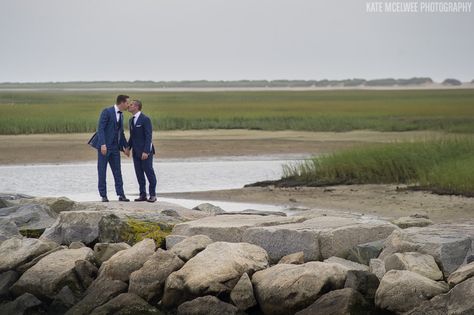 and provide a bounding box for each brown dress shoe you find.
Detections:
[134,196,148,202]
